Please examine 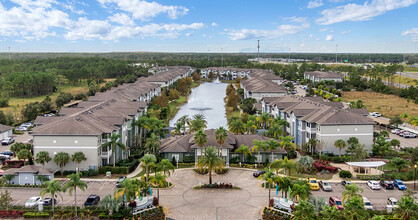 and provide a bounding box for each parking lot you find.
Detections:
[311,181,413,210]
[6,180,117,207]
